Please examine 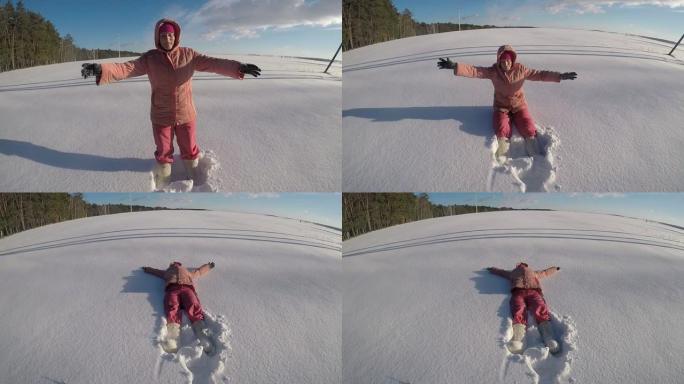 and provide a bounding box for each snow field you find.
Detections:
[0,54,341,192]
[0,210,342,383]
[342,210,684,384]
[342,28,684,191]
